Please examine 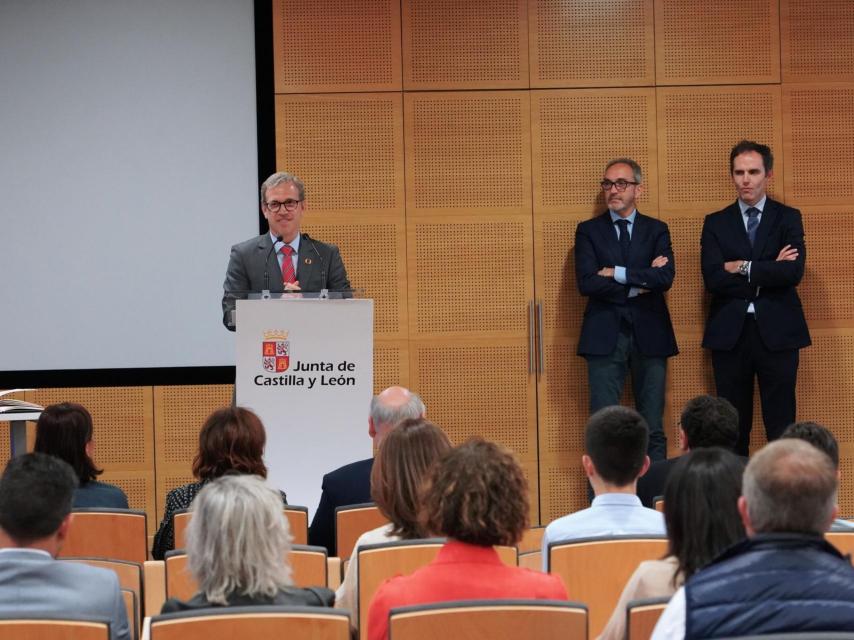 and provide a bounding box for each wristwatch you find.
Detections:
[738,260,751,277]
